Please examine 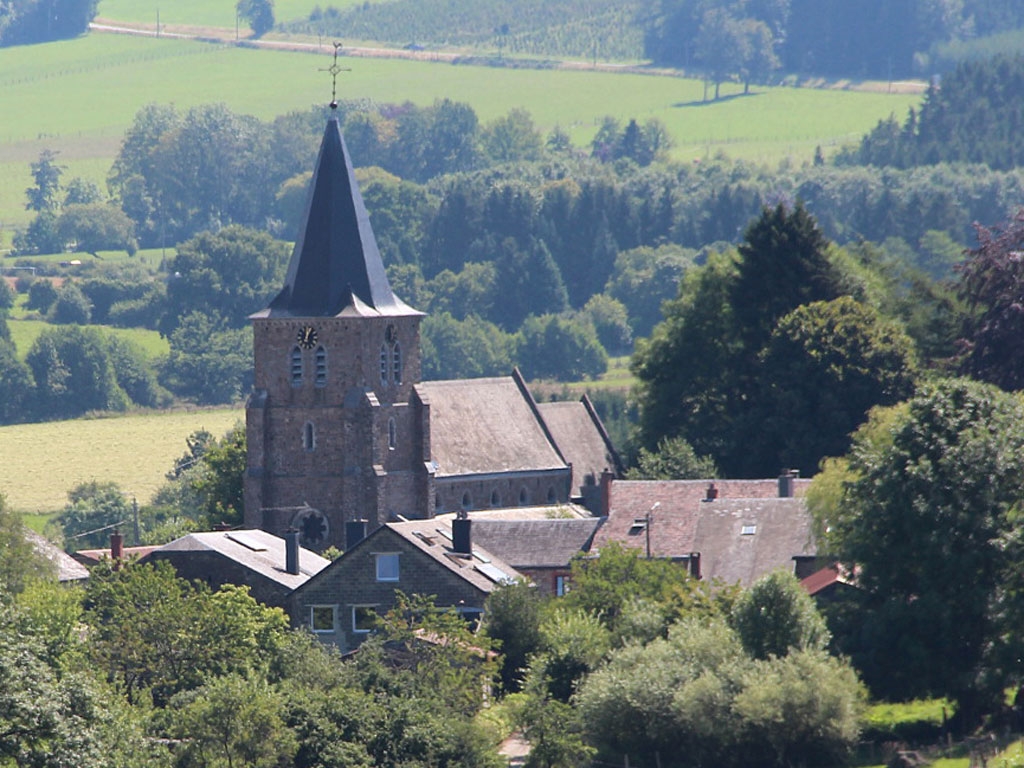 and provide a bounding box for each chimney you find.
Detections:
[283,529,300,575]
[704,482,718,501]
[689,552,701,580]
[600,469,614,517]
[110,530,124,560]
[452,511,472,555]
[778,469,799,498]
[345,519,368,550]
